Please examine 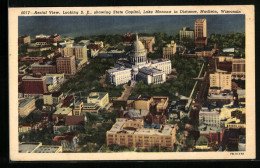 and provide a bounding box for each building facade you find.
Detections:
[56,56,76,75]
[31,62,57,74]
[199,108,221,128]
[179,27,194,41]
[61,44,88,60]
[106,118,177,150]
[106,67,132,86]
[162,41,177,59]
[194,19,207,46]
[19,98,36,117]
[209,69,232,92]
[232,58,245,80]
[22,76,48,97]
[139,36,155,53]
